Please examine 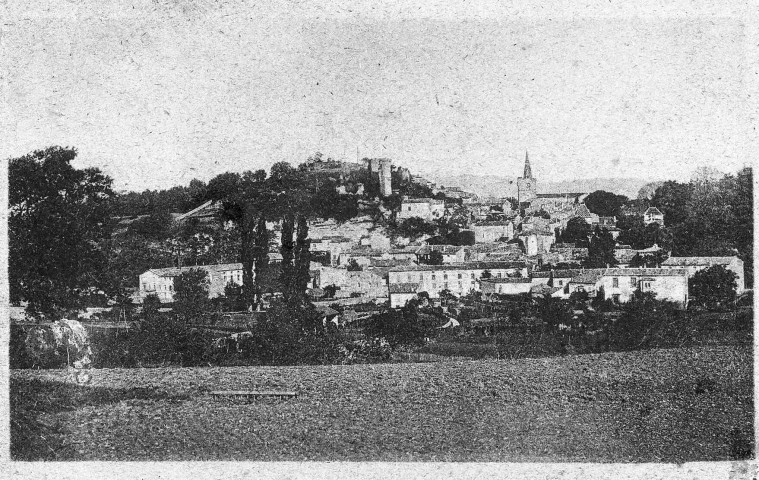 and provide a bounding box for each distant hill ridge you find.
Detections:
[423,173,650,199]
